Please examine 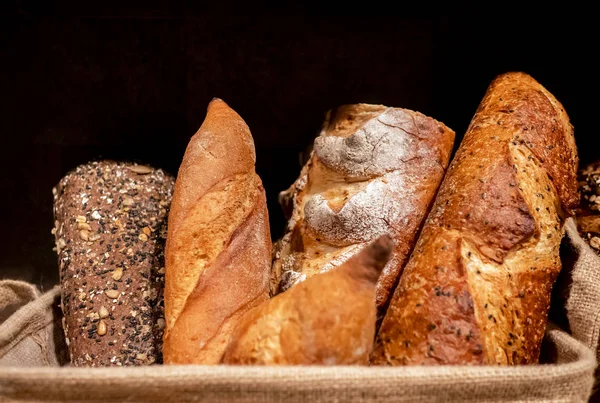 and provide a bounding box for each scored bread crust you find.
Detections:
[223,236,394,365]
[272,104,455,319]
[163,99,271,364]
[371,72,578,365]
